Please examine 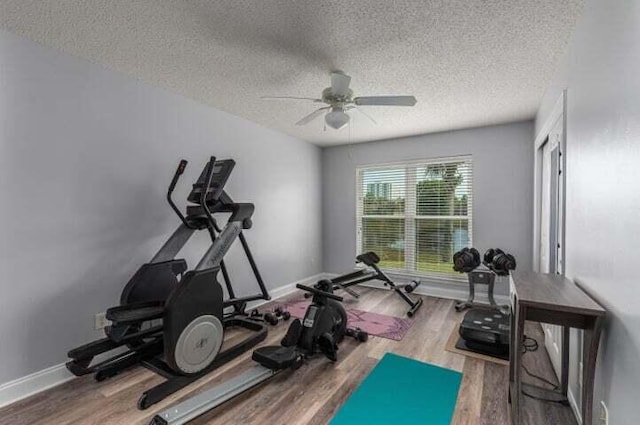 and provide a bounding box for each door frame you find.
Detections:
[533,90,567,274]
[533,90,568,390]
